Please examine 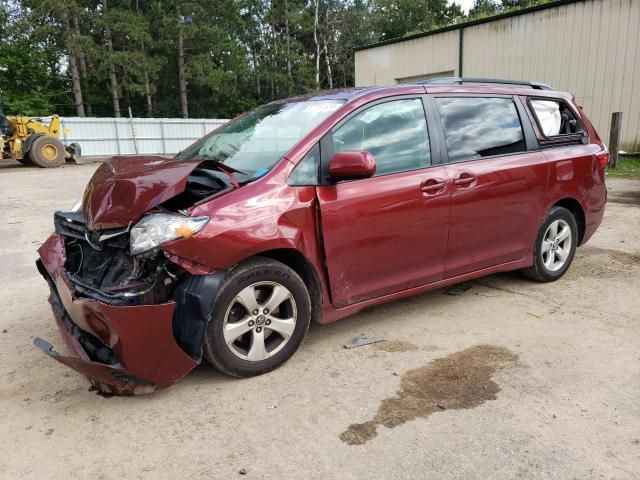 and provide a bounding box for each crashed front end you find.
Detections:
[35,157,232,395]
